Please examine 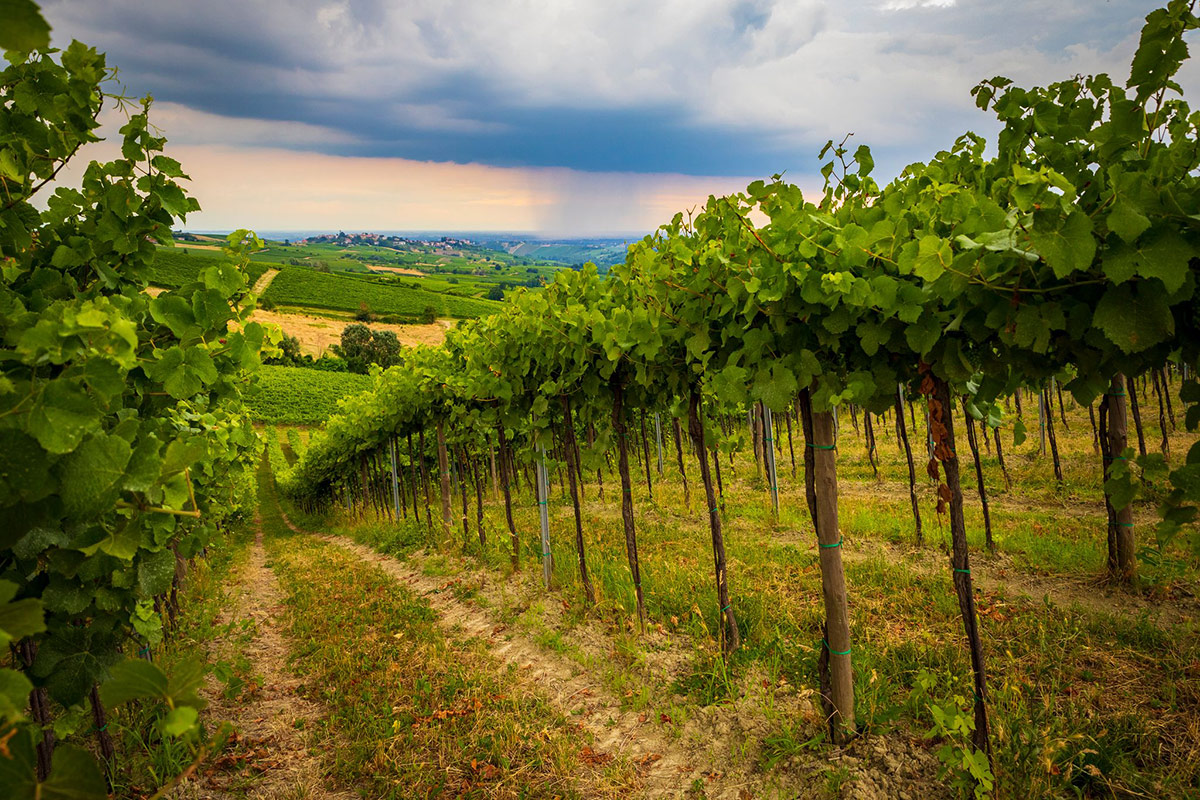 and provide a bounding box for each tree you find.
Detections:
[265,333,305,366]
[335,323,403,373]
